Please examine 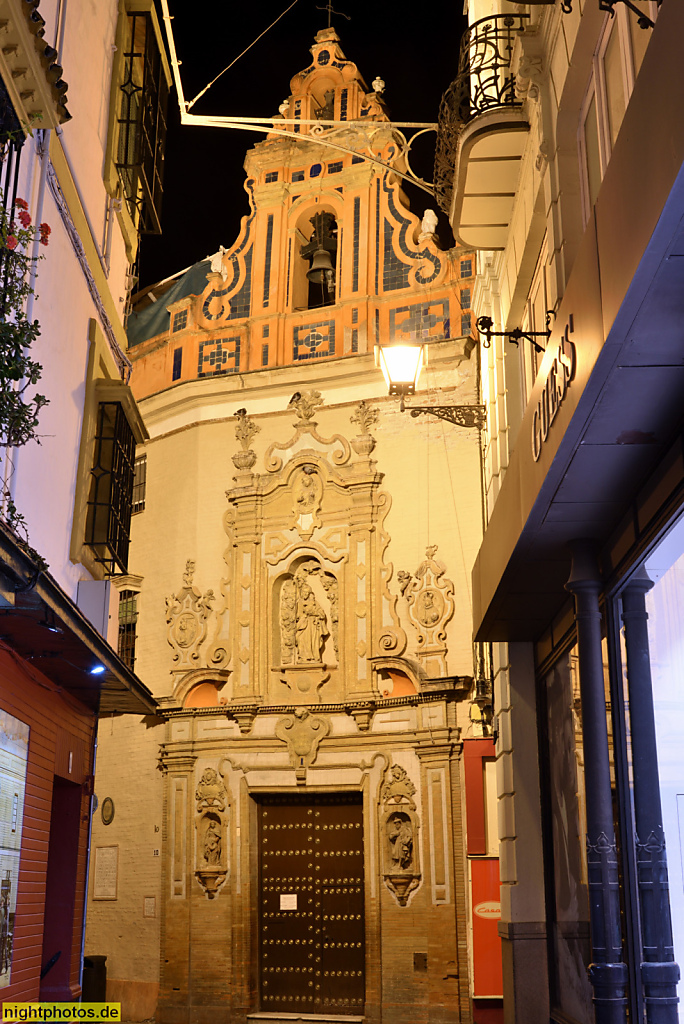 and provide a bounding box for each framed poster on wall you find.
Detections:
[0,708,30,989]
